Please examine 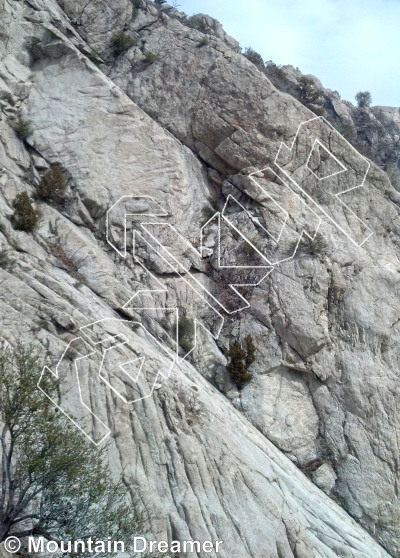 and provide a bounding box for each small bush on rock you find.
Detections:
[227,335,255,389]
[201,197,220,222]
[37,165,67,203]
[202,205,217,221]
[154,0,167,4]
[338,121,356,143]
[241,241,255,257]
[13,118,33,140]
[178,314,195,354]
[187,15,209,33]
[12,192,38,232]
[197,37,209,47]
[298,233,328,256]
[264,61,290,87]
[144,51,157,63]
[87,49,103,66]
[111,32,136,55]
[244,334,256,369]
[298,76,325,116]
[0,248,11,270]
[243,47,264,68]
